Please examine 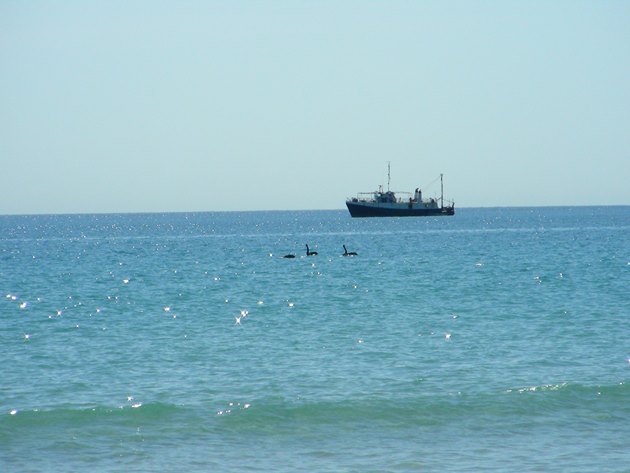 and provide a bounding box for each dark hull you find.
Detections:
[346,201,455,218]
